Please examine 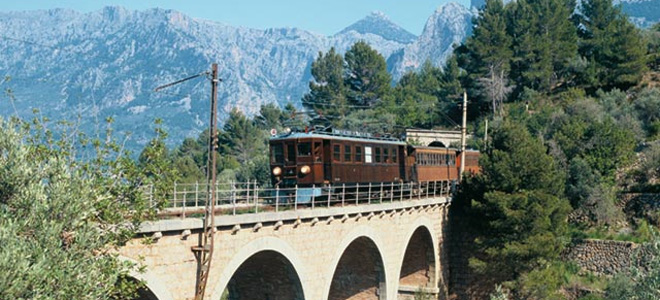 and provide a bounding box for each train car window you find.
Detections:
[392,148,397,163]
[344,145,352,162]
[286,144,296,162]
[383,148,389,163]
[314,142,322,162]
[375,147,381,163]
[355,146,362,163]
[445,154,450,165]
[365,146,373,163]
[298,143,311,156]
[272,144,283,163]
[333,144,341,161]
